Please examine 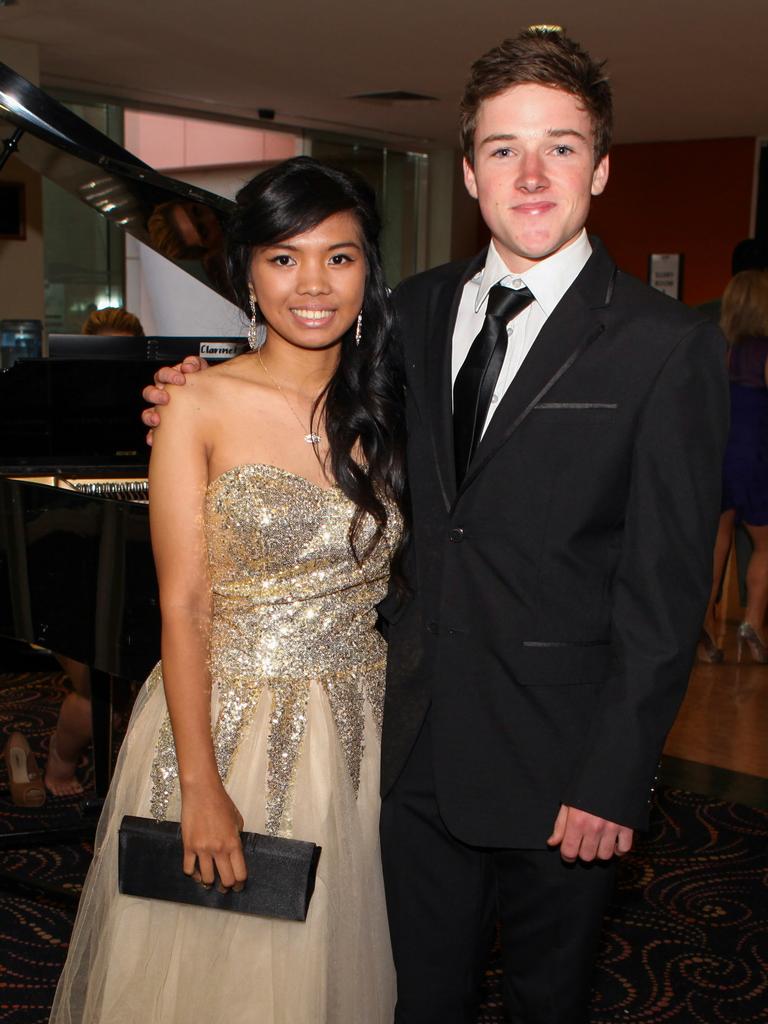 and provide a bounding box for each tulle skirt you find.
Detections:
[49,671,396,1023]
